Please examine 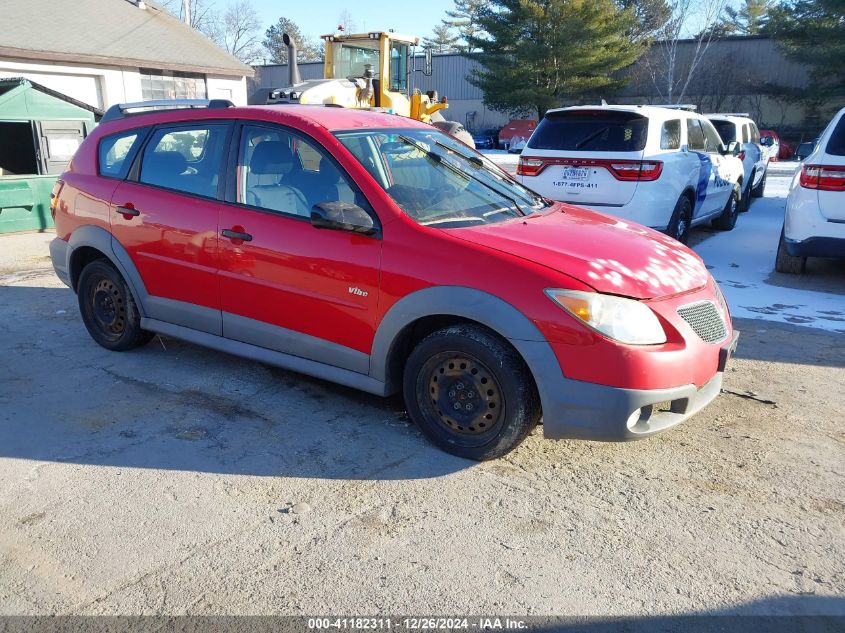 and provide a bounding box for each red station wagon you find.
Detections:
[49,100,738,460]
